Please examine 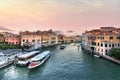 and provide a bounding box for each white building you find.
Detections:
[82,32,89,50]
[21,35,41,46]
[20,31,42,46]
[96,41,120,55]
